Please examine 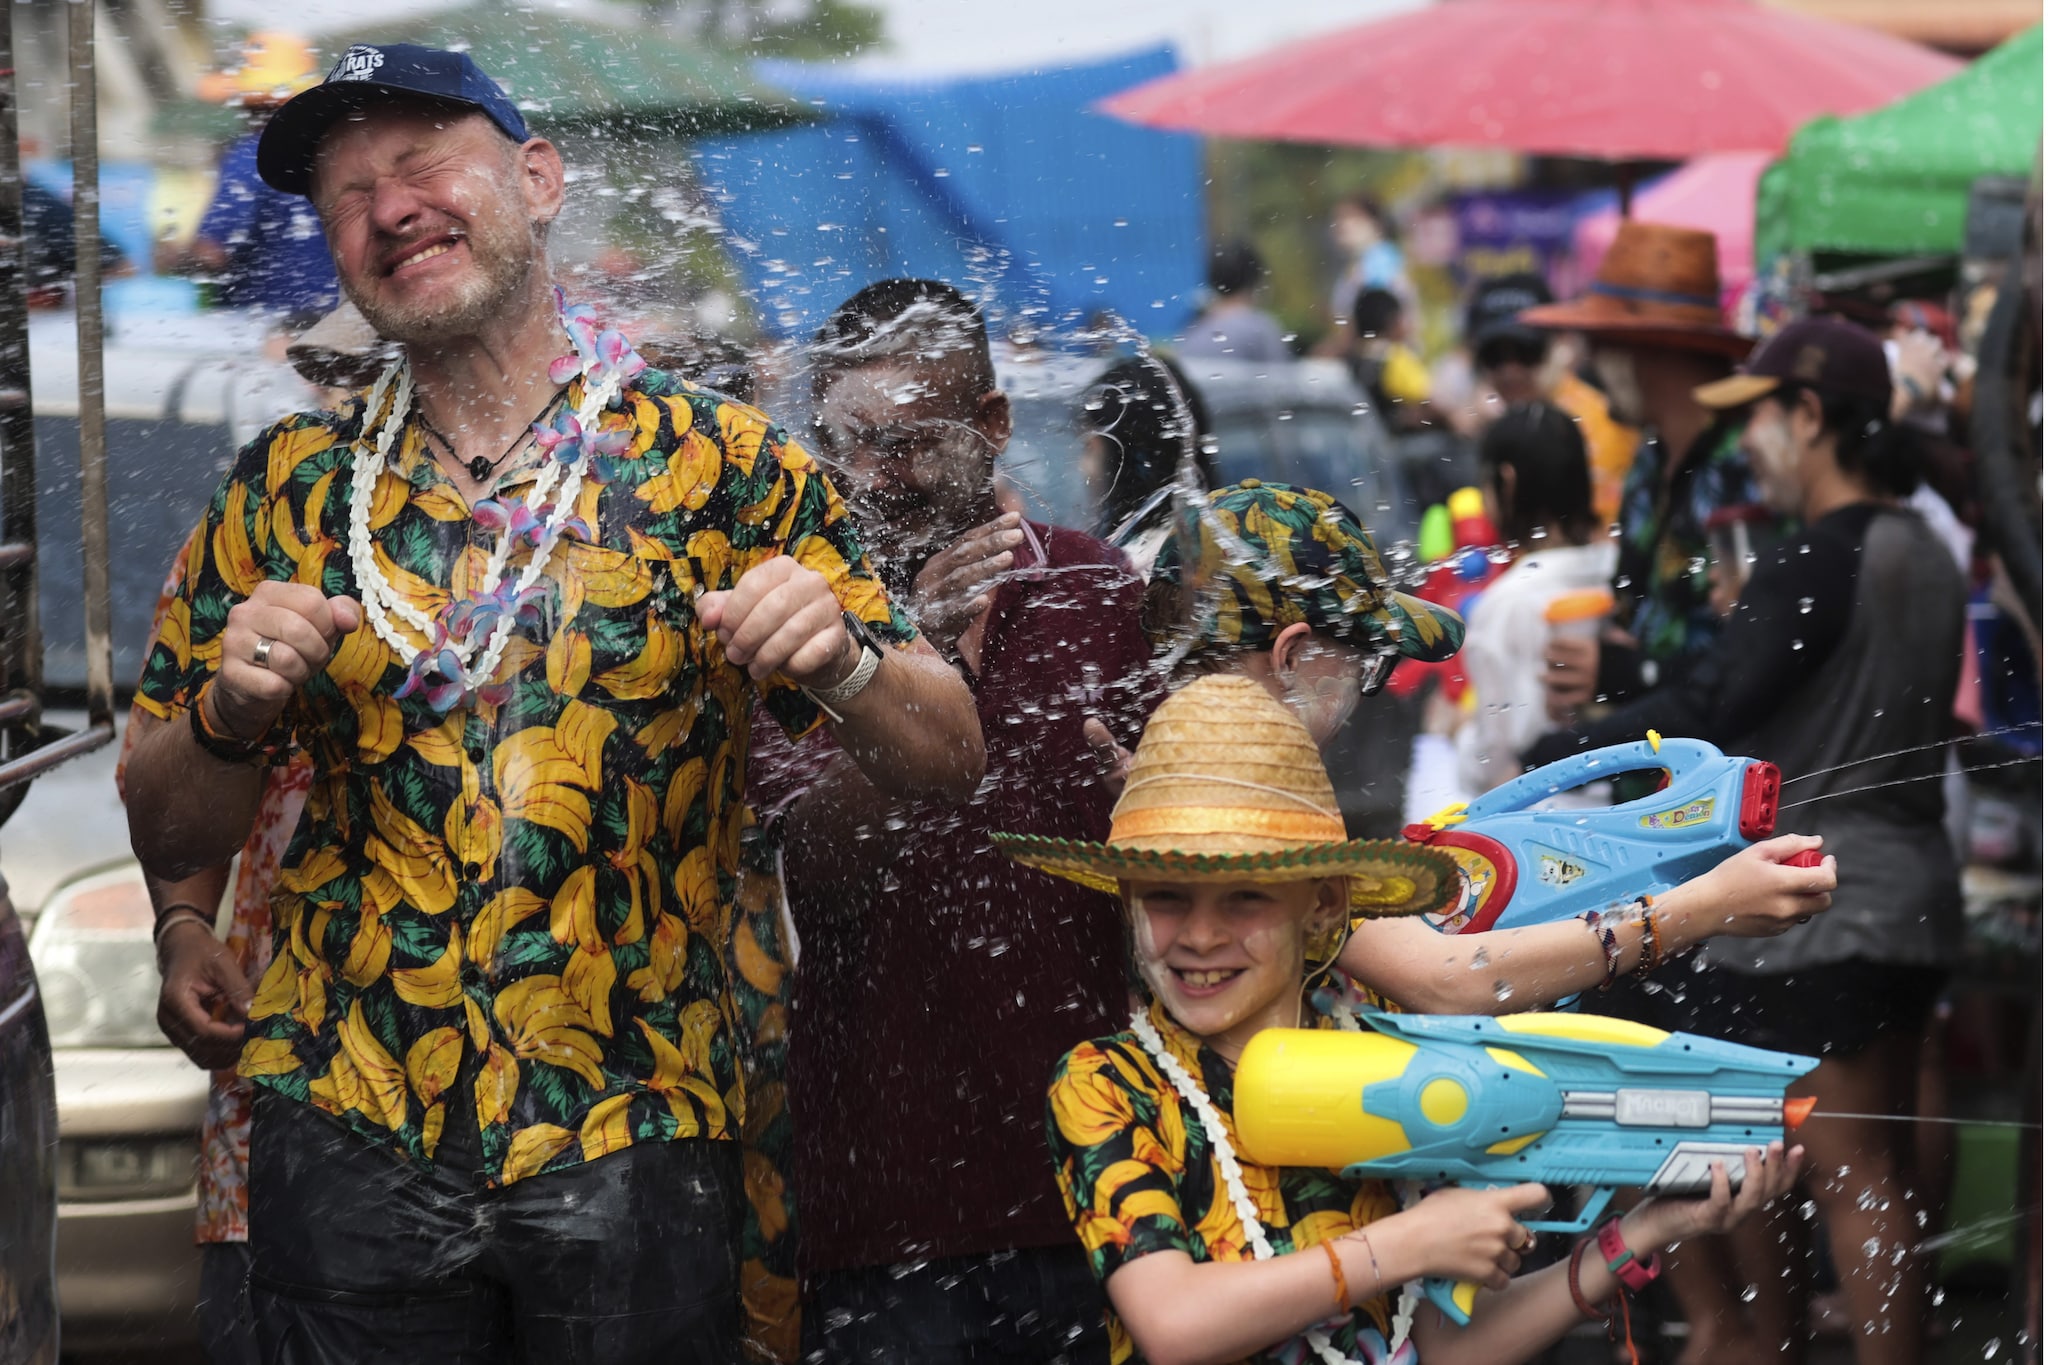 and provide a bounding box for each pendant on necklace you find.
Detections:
[467,456,494,484]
